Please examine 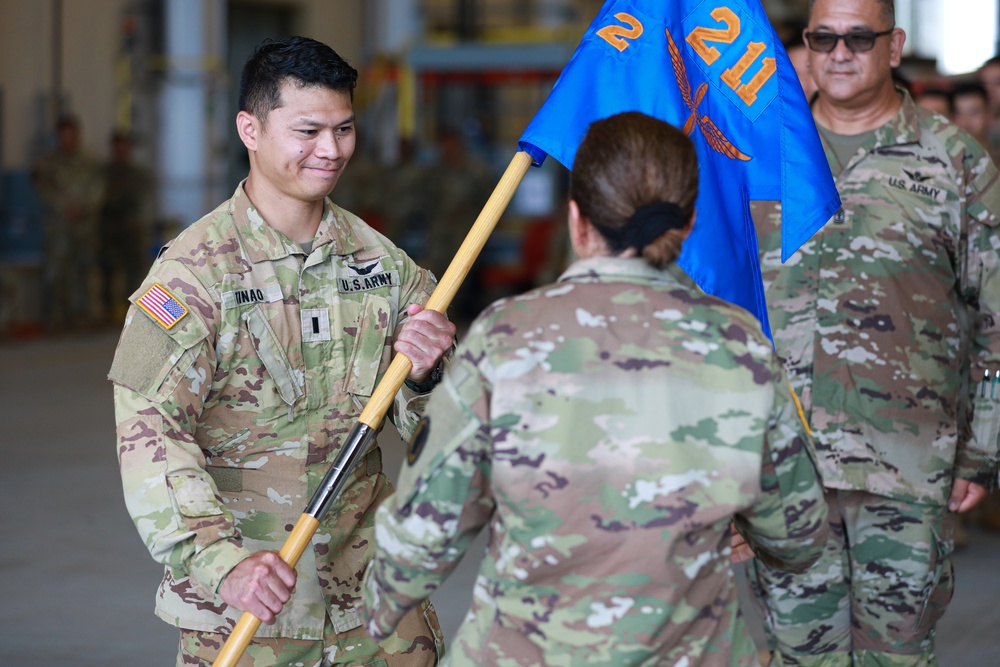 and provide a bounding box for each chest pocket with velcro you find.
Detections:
[344,293,393,398]
[244,305,304,407]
